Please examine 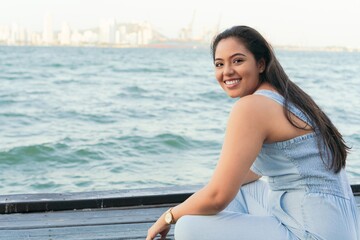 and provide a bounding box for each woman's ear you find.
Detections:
[258,58,266,73]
